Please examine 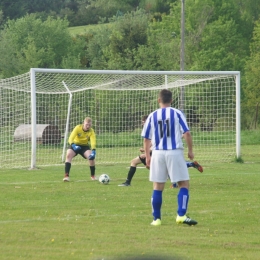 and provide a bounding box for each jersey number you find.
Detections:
[158,119,170,138]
